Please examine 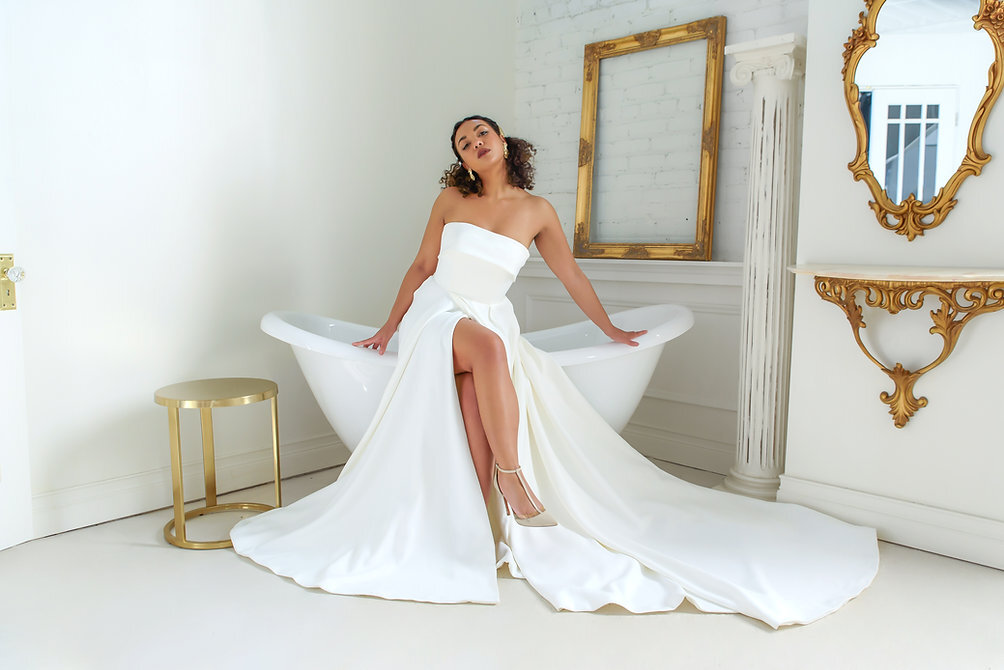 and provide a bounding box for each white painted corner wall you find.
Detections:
[3,0,516,539]
[779,0,1004,569]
